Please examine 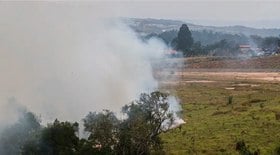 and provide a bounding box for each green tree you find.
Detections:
[191,41,208,56]
[158,30,178,45]
[81,91,176,155]
[262,37,279,49]
[250,35,263,47]
[204,39,239,56]
[172,24,194,55]
[76,139,96,155]
[117,91,174,155]
[8,91,177,155]
[83,110,119,154]
[41,120,79,155]
[251,35,280,50]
